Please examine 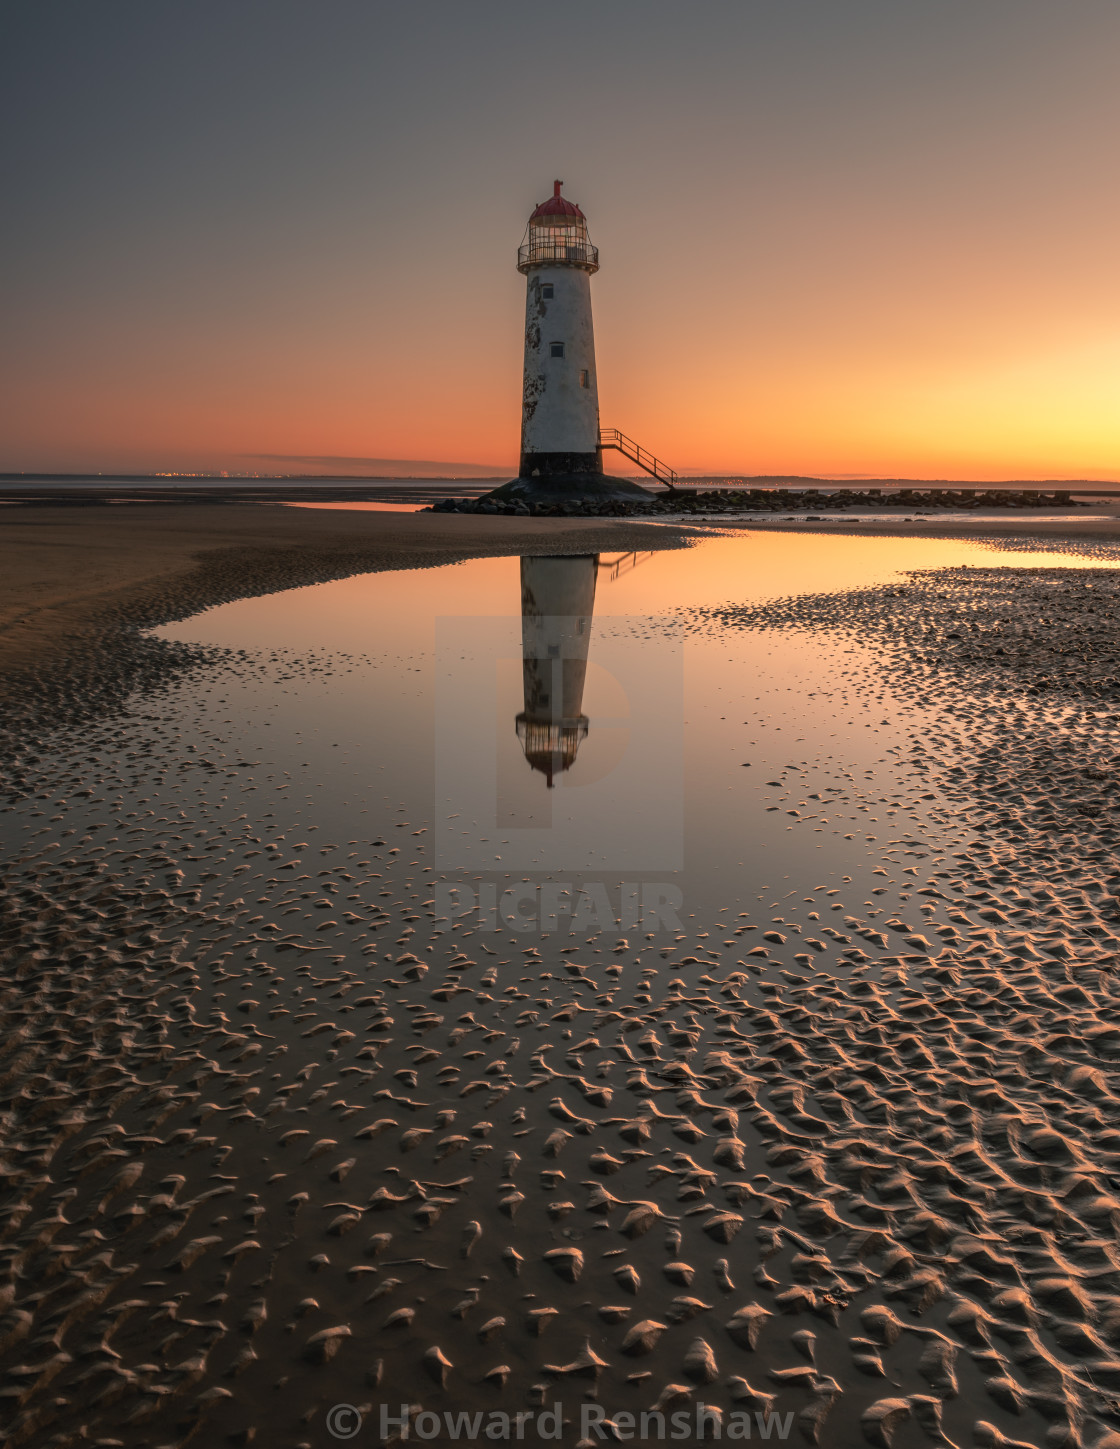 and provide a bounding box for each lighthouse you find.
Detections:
[483,182,655,507]
[519,182,602,481]
[516,554,598,785]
